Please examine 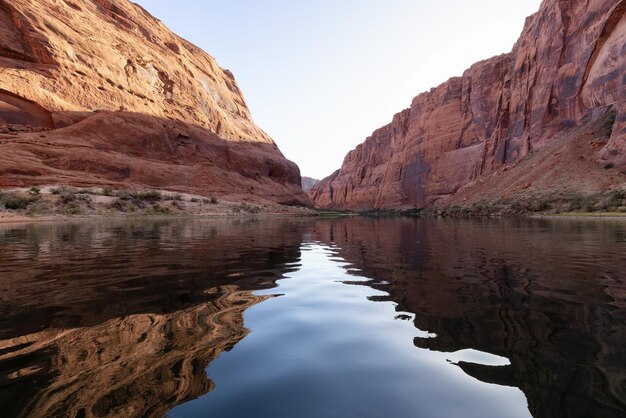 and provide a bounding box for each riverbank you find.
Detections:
[357,209,626,220]
[4,186,626,224]
[0,186,316,223]
[531,212,626,219]
[353,188,626,219]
